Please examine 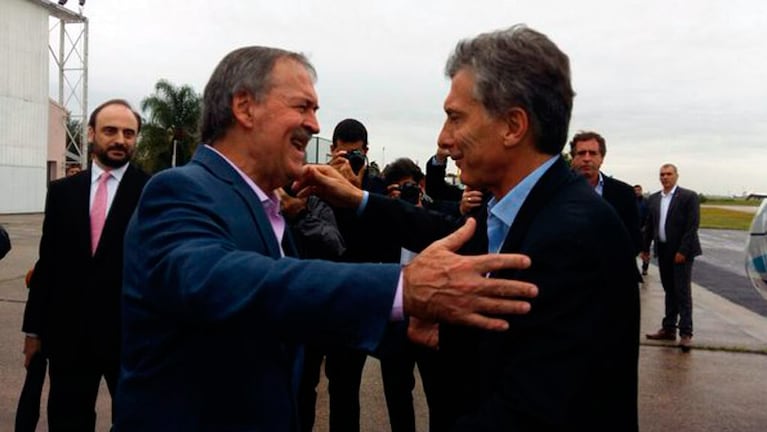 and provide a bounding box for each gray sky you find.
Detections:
[61,0,766,196]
